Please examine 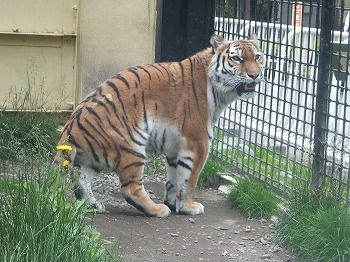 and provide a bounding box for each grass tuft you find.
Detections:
[227,177,280,219]
[276,186,350,262]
